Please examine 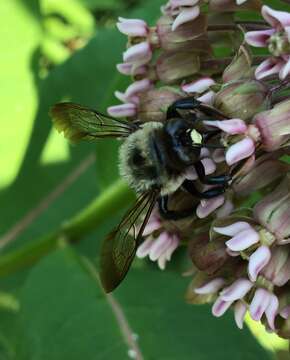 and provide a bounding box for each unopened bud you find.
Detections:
[254,99,290,151]
[156,14,208,51]
[138,87,182,122]
[254,176,290,243]
[156,50,200,84]
[222,45,253,83]
[214,80,270,121]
